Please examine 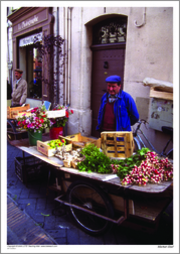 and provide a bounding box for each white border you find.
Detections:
[1,1,179,253]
